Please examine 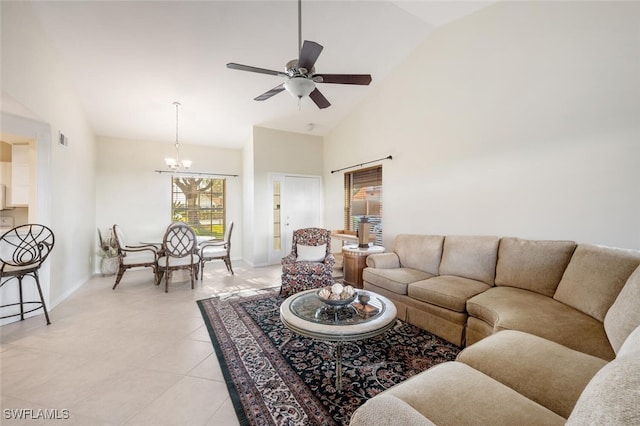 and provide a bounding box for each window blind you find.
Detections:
[344,165,383,244]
